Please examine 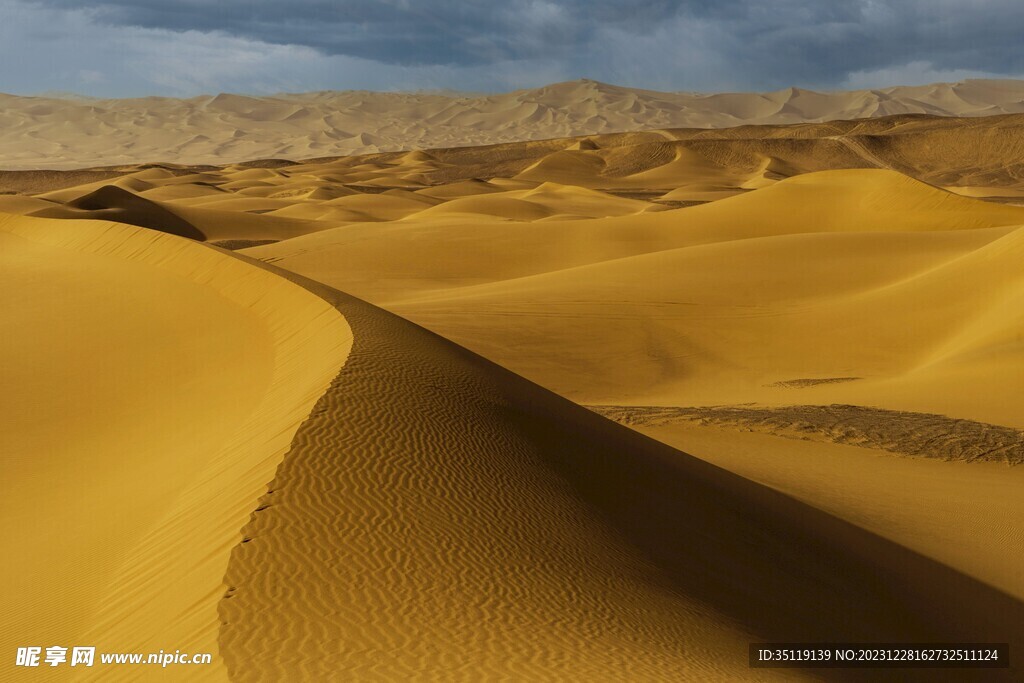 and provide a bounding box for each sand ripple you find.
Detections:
[218,266,1024,681]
